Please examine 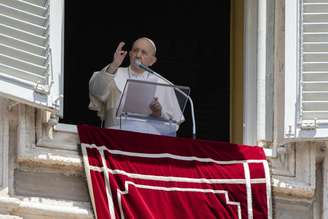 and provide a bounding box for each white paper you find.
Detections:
[121,80,157,116]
